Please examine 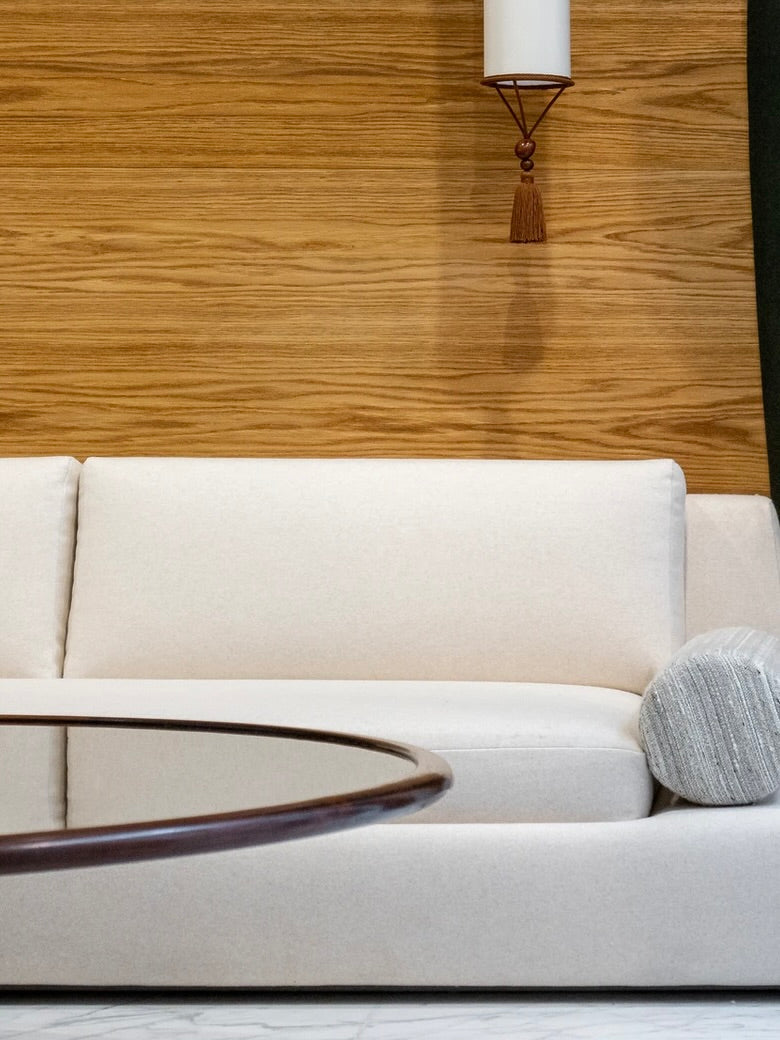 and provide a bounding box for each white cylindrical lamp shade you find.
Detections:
[484,0,571,86]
